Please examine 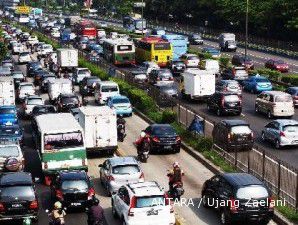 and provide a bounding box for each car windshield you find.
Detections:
[112,165,140,174]
[112,98,129,104]
[0,146,19,157]
[27,98,43,105]
[33,106,55,114]
[0,186,35,201]
[152,126,176,135]
[224,95,239,102]
[20,52,29,56]
[62,96,79,104]
[44,132,83,150]
[101,85,118,92]
[0,108,16,114]
[256,78,269,83]
[275,95,292,102]
[20,85,33,91]
[236,185,269,200]
[0,126,20,135]
[136,195,165,208]
[87,79,100,86]
[78,69,90,75]
[231,125,251,134]
[283,125,298,133]
[61,180,88,191]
